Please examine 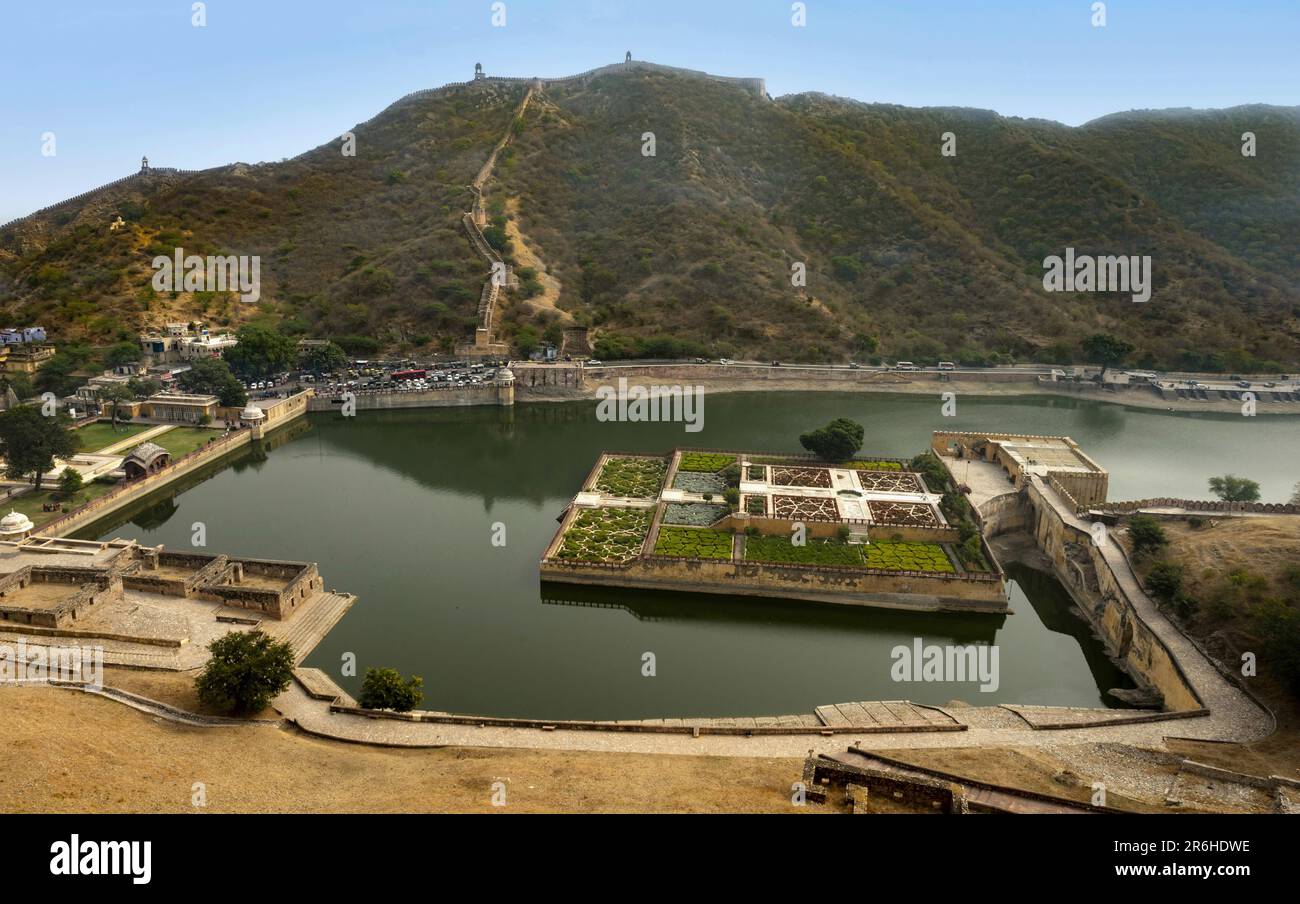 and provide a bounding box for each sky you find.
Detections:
[1,0,1297,223]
